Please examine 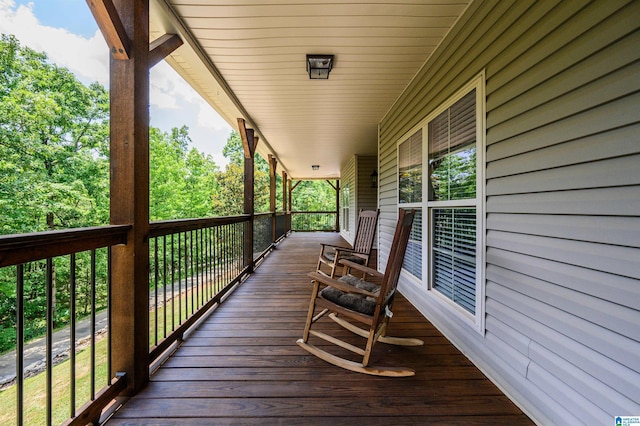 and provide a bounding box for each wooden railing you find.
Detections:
[0,226,130,426]
[148,215,250,363]
[0,212,297,425]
